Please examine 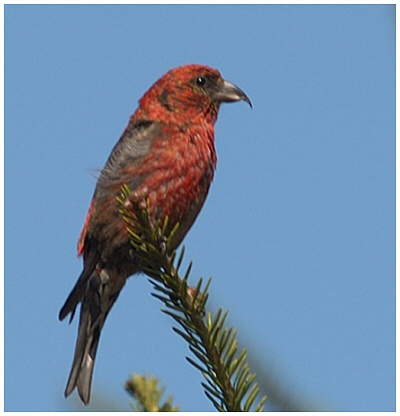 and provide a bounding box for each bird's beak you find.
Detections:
[214,79,252,108]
